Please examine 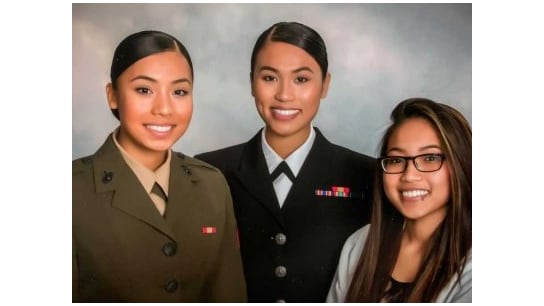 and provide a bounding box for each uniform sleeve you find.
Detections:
[72,236,79,302]
[204,178,247,302]
[326,225,370,302]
